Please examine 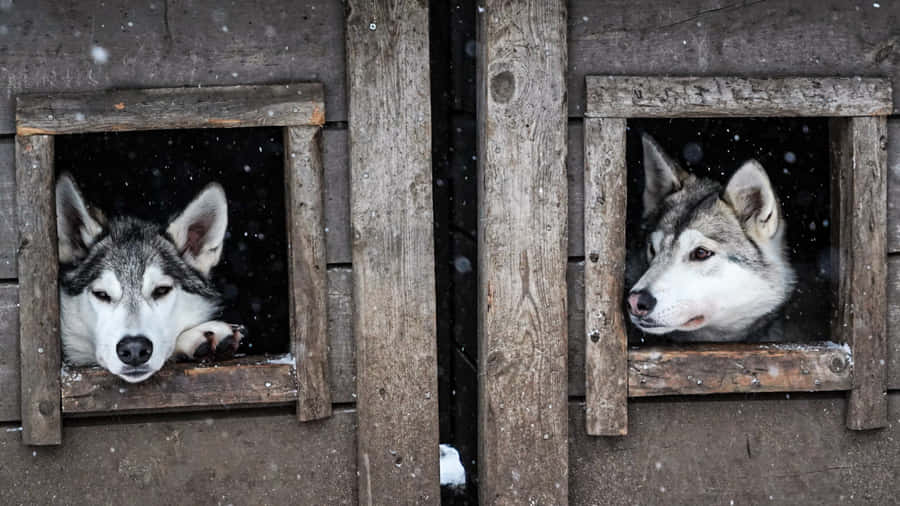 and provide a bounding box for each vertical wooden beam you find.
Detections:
[583,118,628,436]
[284,125,332,421]
[477,1,569,503]
[15,134,61,445]
[346,1,439,504]
[830,117,889,430]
